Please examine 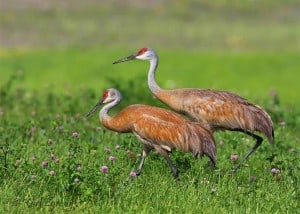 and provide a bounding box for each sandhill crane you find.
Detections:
[86,88,216,179]
[113,47,274,171]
